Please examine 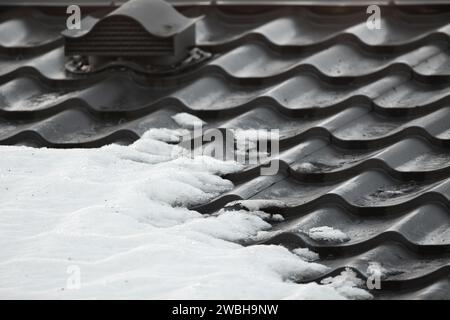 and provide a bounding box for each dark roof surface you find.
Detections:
[3,1,450,6]
[0,2,449,299]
